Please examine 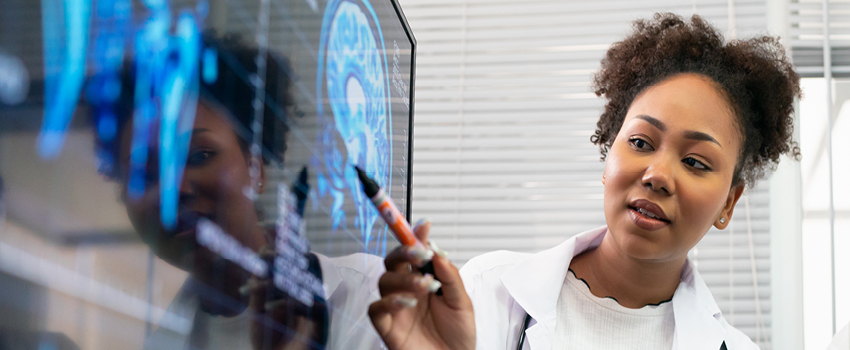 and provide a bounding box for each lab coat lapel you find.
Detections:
[499,226,728,350]
[524,322,549,350]
[314,253,343,299]
[672,260,726,350]
[499,227,608,350]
